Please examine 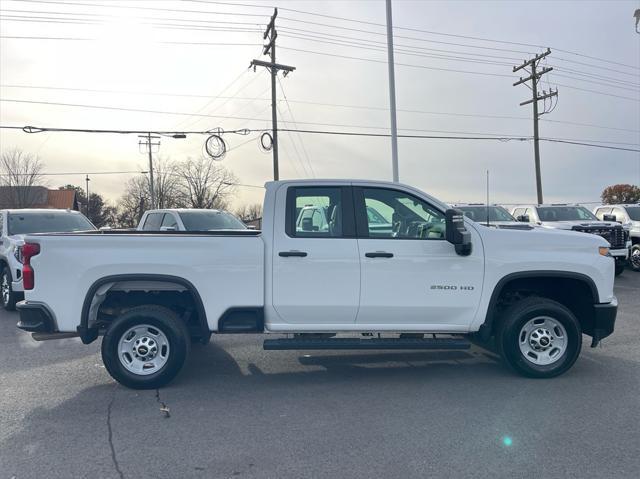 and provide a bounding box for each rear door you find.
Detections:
[272,185,360,325]
[354,186,484,328]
